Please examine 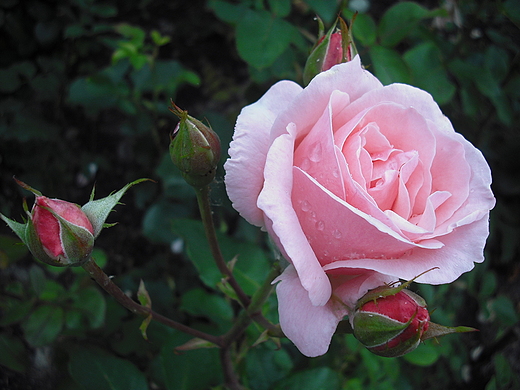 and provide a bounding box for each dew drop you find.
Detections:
[301,200,311,212]
[315,220,325,231]
[300,158,311,171]
[323,250,329,257]
[309,142,323,162]
[332,229,342,239]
